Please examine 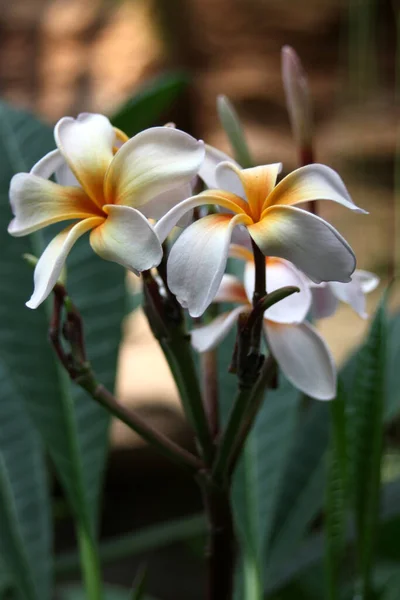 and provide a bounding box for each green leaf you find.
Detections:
[110,72,189,137]
[59,584,154,600]
[347,294,387,596]
[217,95,253,168]
[0,101,125,534]
[0,361,51,600]
[324,380,348,600]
